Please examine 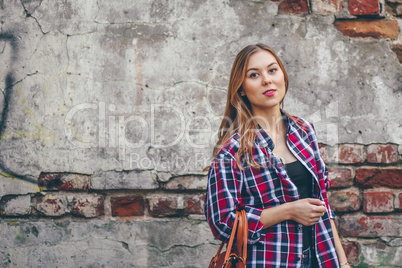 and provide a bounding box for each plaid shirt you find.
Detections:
[205,112,339,267]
